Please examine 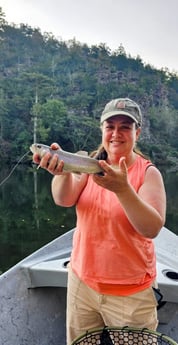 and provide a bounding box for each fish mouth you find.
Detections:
[30,143,42,153]
[30,144,35,153]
